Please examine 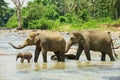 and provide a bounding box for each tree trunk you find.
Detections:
[115,8,118,20]
[16,8,23,30]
